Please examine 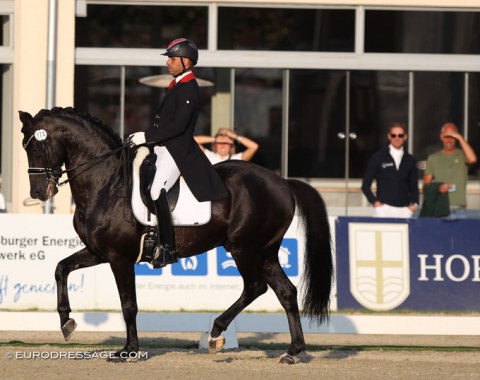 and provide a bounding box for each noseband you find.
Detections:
[23,129,63,187]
